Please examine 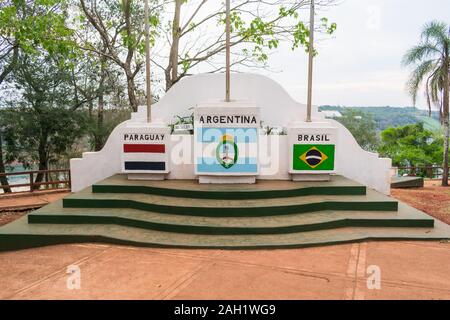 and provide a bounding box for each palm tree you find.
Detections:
[403,21,450,186]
